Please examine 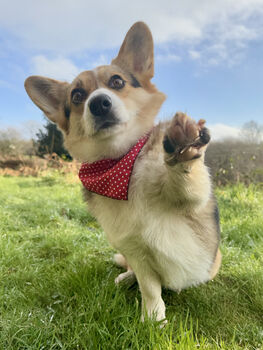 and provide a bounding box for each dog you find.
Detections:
[25,21,221,324]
